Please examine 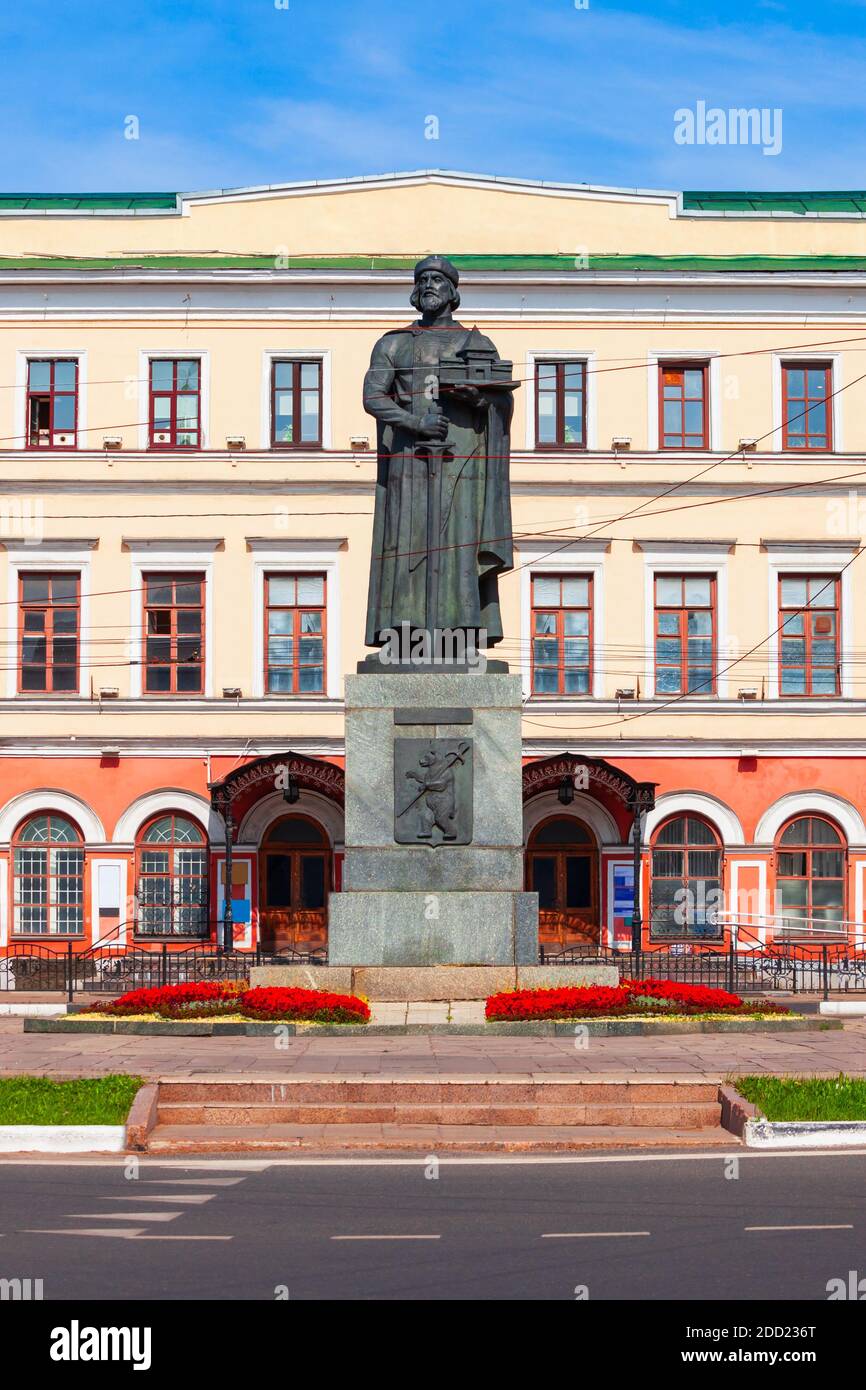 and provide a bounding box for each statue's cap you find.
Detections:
[413,254,459,287]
